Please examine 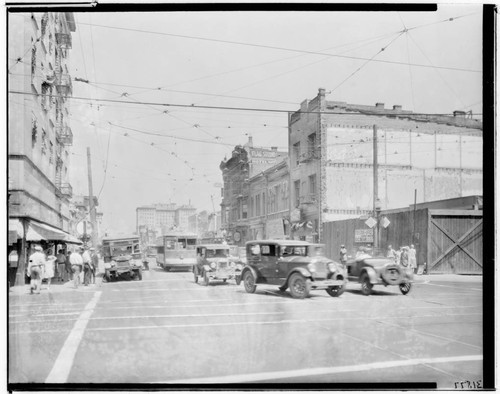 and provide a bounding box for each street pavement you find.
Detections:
[8,265,483,388]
